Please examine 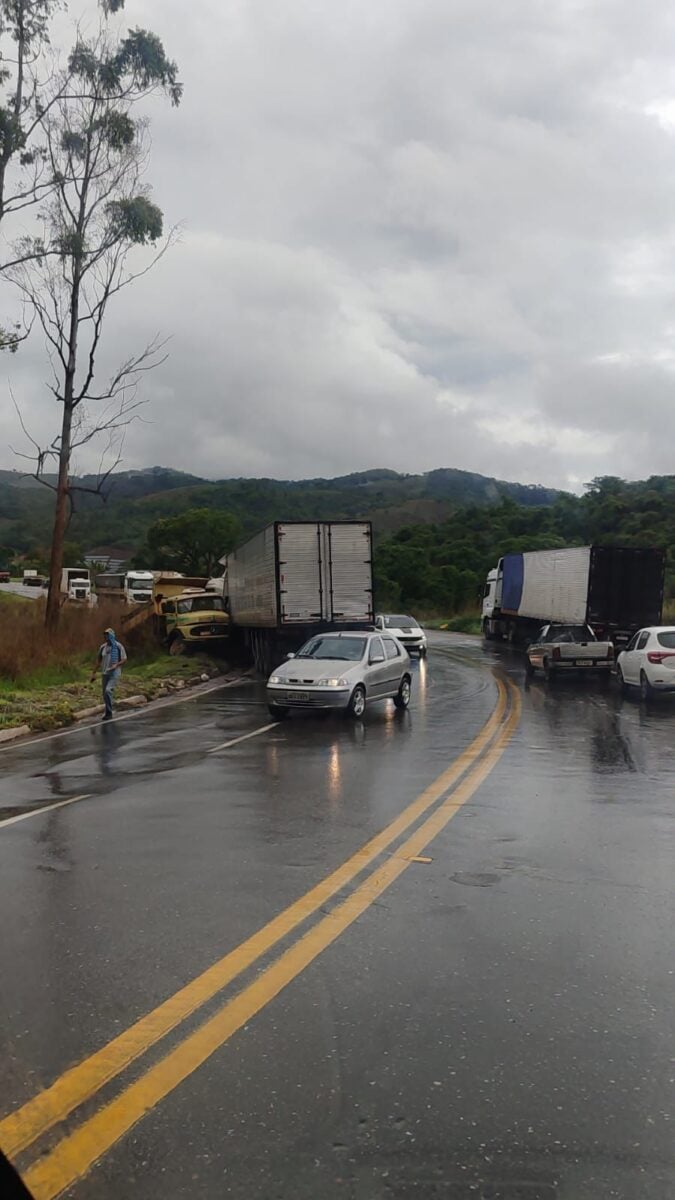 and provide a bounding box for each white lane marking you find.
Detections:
[0,679,256,756]
[0,793,92,830]
[208,722,278,754]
